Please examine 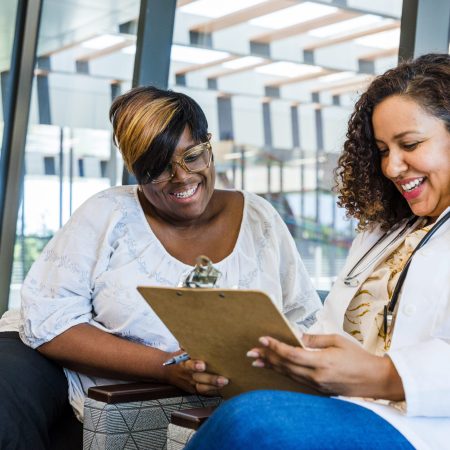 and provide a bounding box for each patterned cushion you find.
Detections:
[166,424,197,450]
[83,395,220,450]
